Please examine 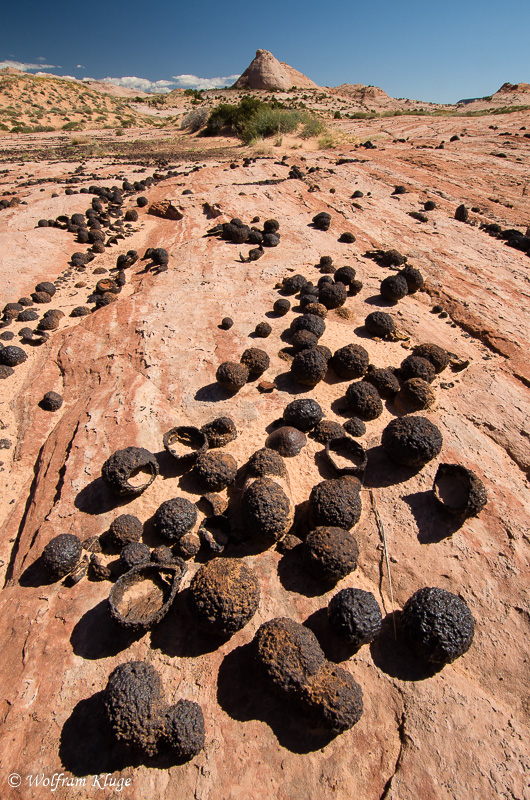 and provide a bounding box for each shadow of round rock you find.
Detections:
[277,544,337,598]
[216,642,337,754]
[60,691,135,776]
[369,612,443,681]
[303,607,361,663]
[363,445,424,489]
[149,587,228,658]
[70,599,144,659]
[75,477,131,516]
[403,490,464,544]
[19,556,57,588]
